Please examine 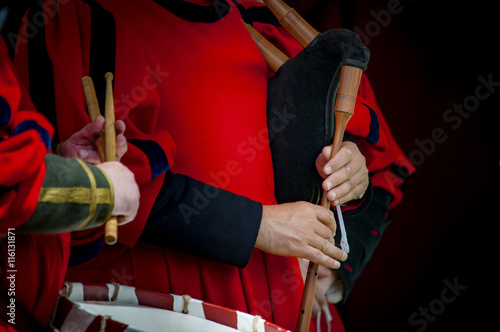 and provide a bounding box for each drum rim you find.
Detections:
[50,282,291,332]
